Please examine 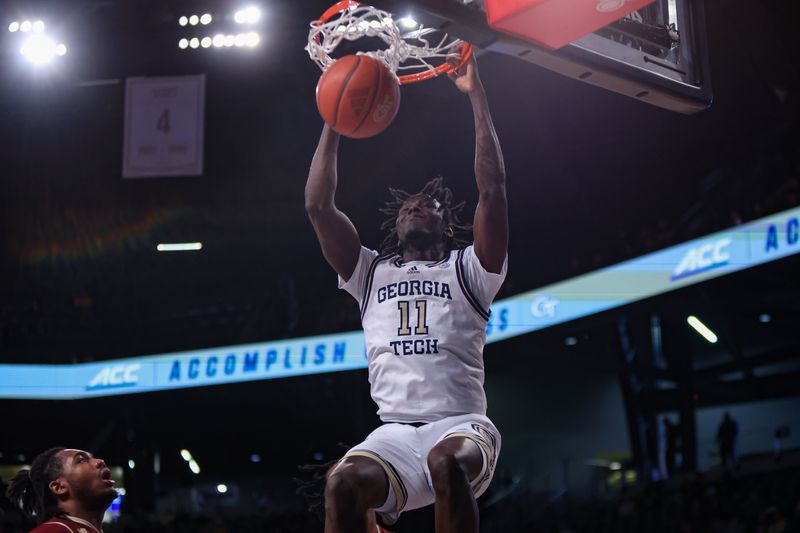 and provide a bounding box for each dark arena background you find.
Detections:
[1,0,799,531]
